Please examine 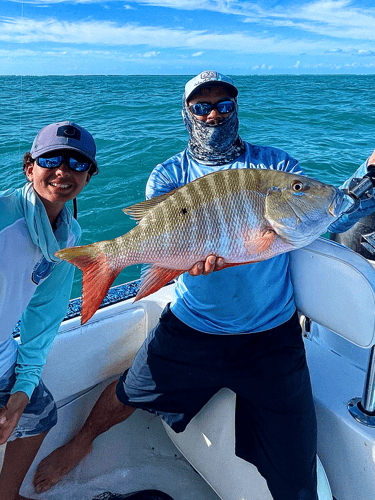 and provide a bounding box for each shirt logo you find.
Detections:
[31,257,56,285]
